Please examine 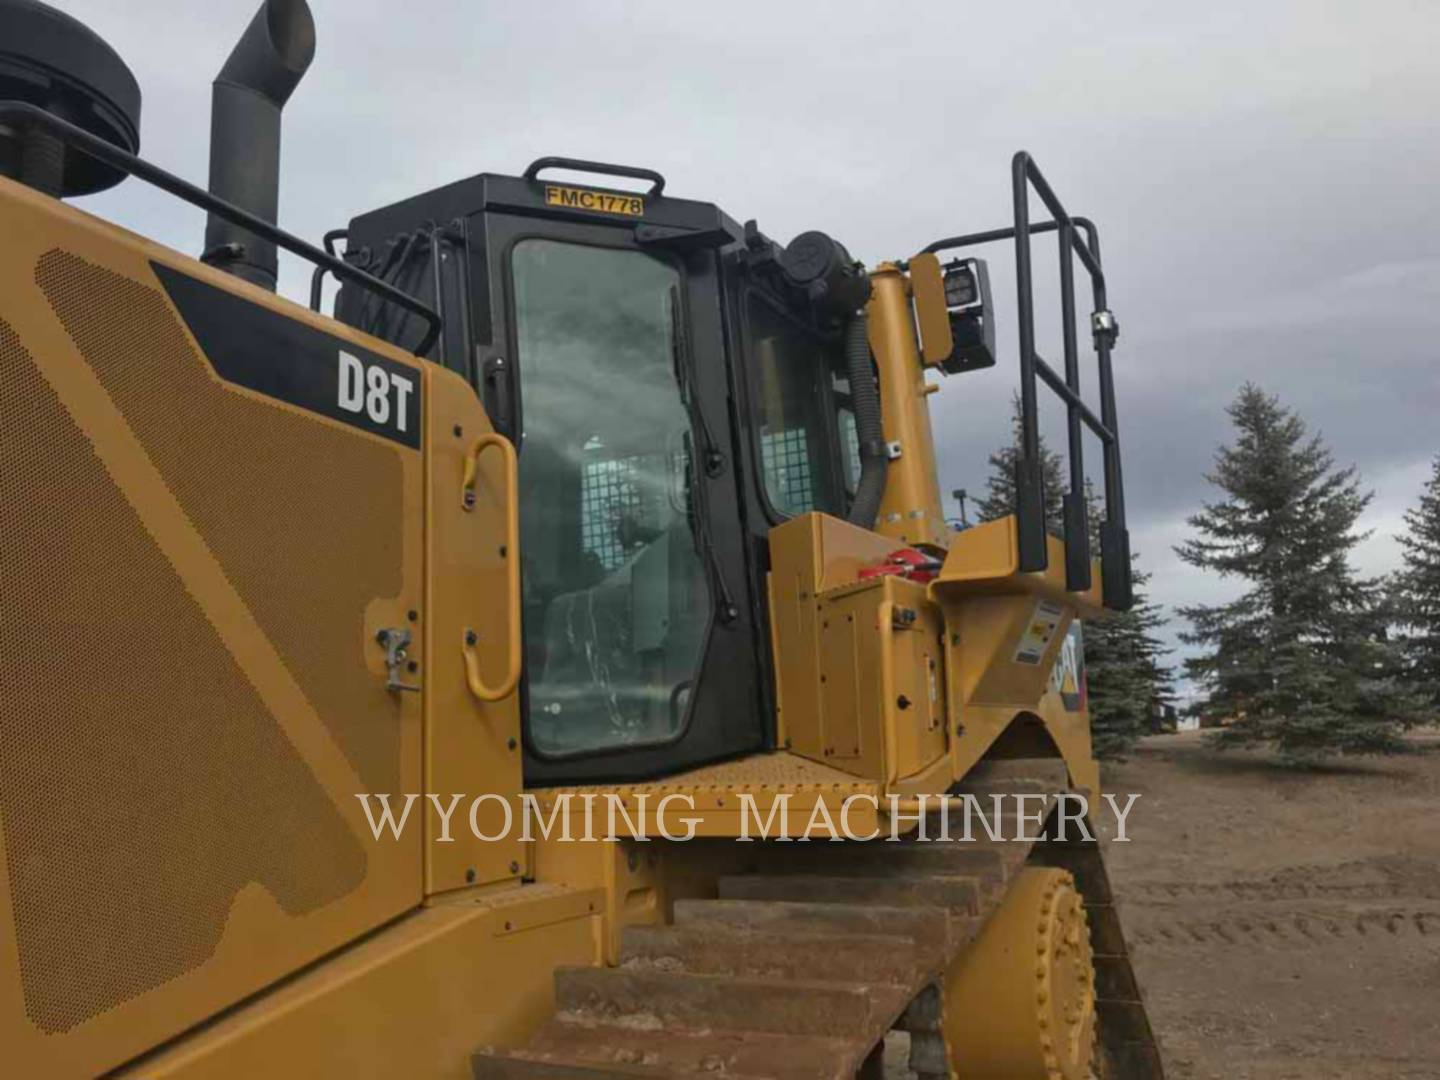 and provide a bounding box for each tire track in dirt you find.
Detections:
[1130,880,1432,901]
[1125,905,1440,948]
[1123,854,1440,904]
[1100,732,1440,1078]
